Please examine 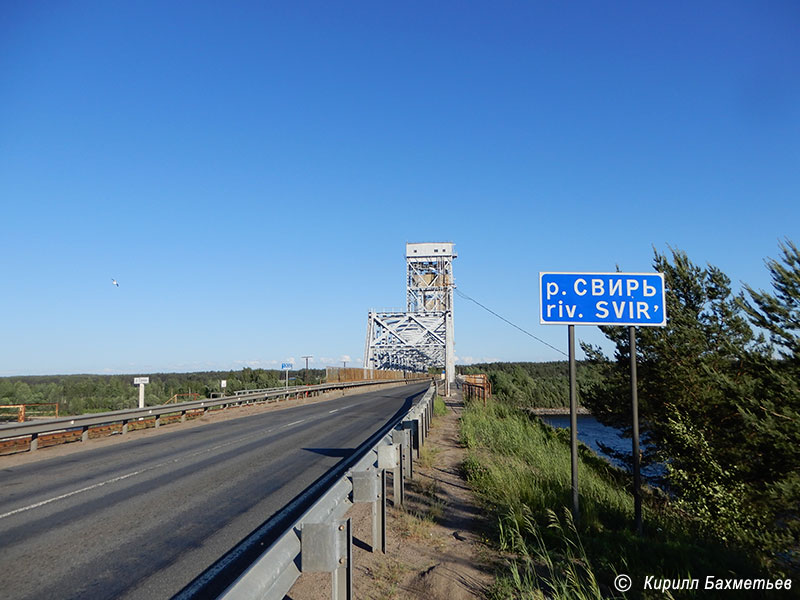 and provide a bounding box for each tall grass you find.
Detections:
[495,506,607,600]
[461,398,765,598]
[434,394,448,416]
[462,399,631,532]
